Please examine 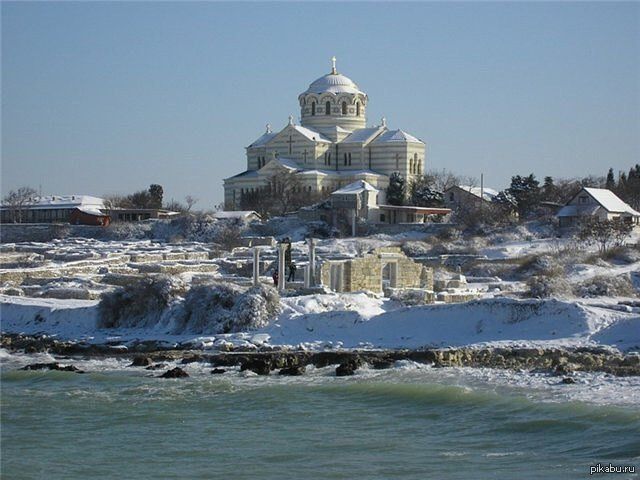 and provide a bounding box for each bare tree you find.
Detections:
[185,195,198,212]
[3,186,38,223]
